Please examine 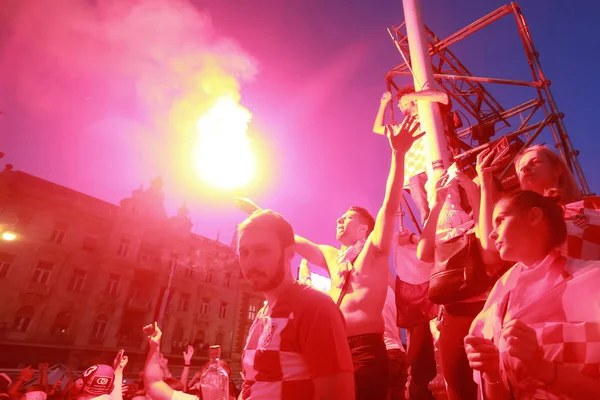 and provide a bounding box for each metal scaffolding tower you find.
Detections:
[386,2,592,195]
